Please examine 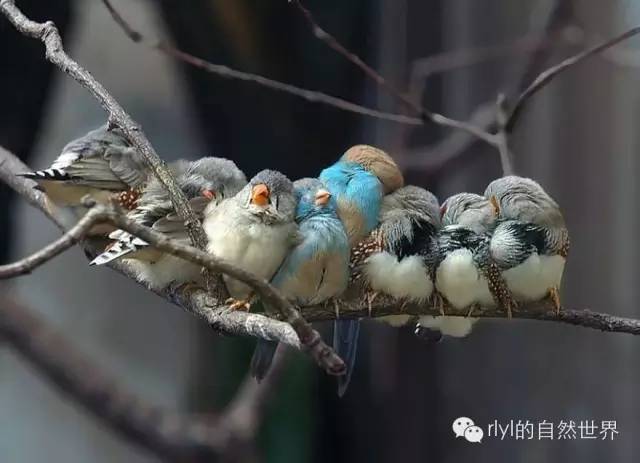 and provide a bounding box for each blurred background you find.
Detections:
[1,0,639,461]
